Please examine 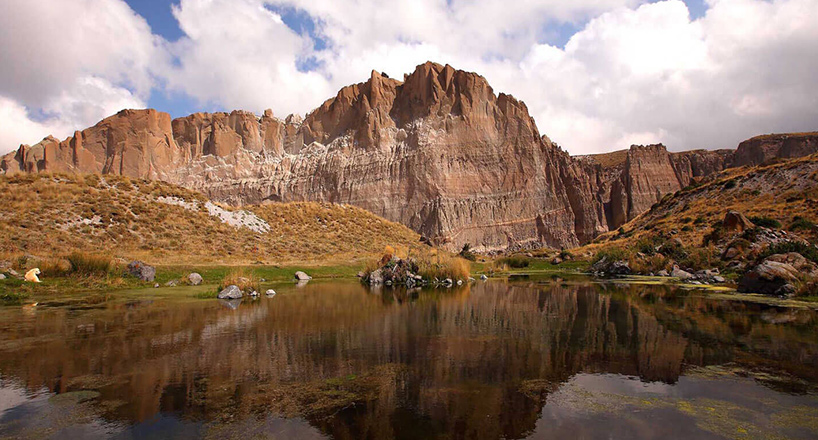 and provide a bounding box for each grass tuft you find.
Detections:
[67,252,113,277]
[218,268,259,292]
